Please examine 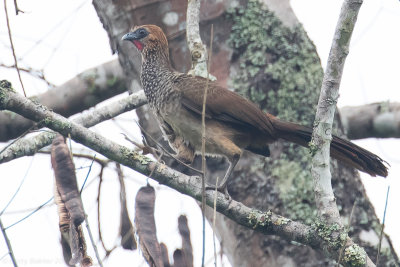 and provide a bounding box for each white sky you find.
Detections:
[0,0,399,266]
